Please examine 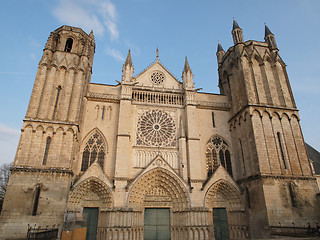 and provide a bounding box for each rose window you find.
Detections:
[137,109,176,147]
[150,71,165,84]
